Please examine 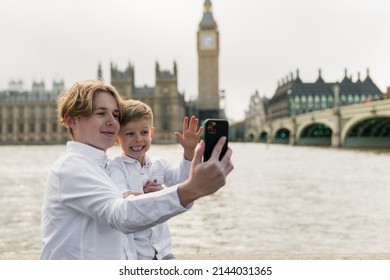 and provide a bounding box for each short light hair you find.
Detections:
[57,80,124,136]
[121,99,153,126]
